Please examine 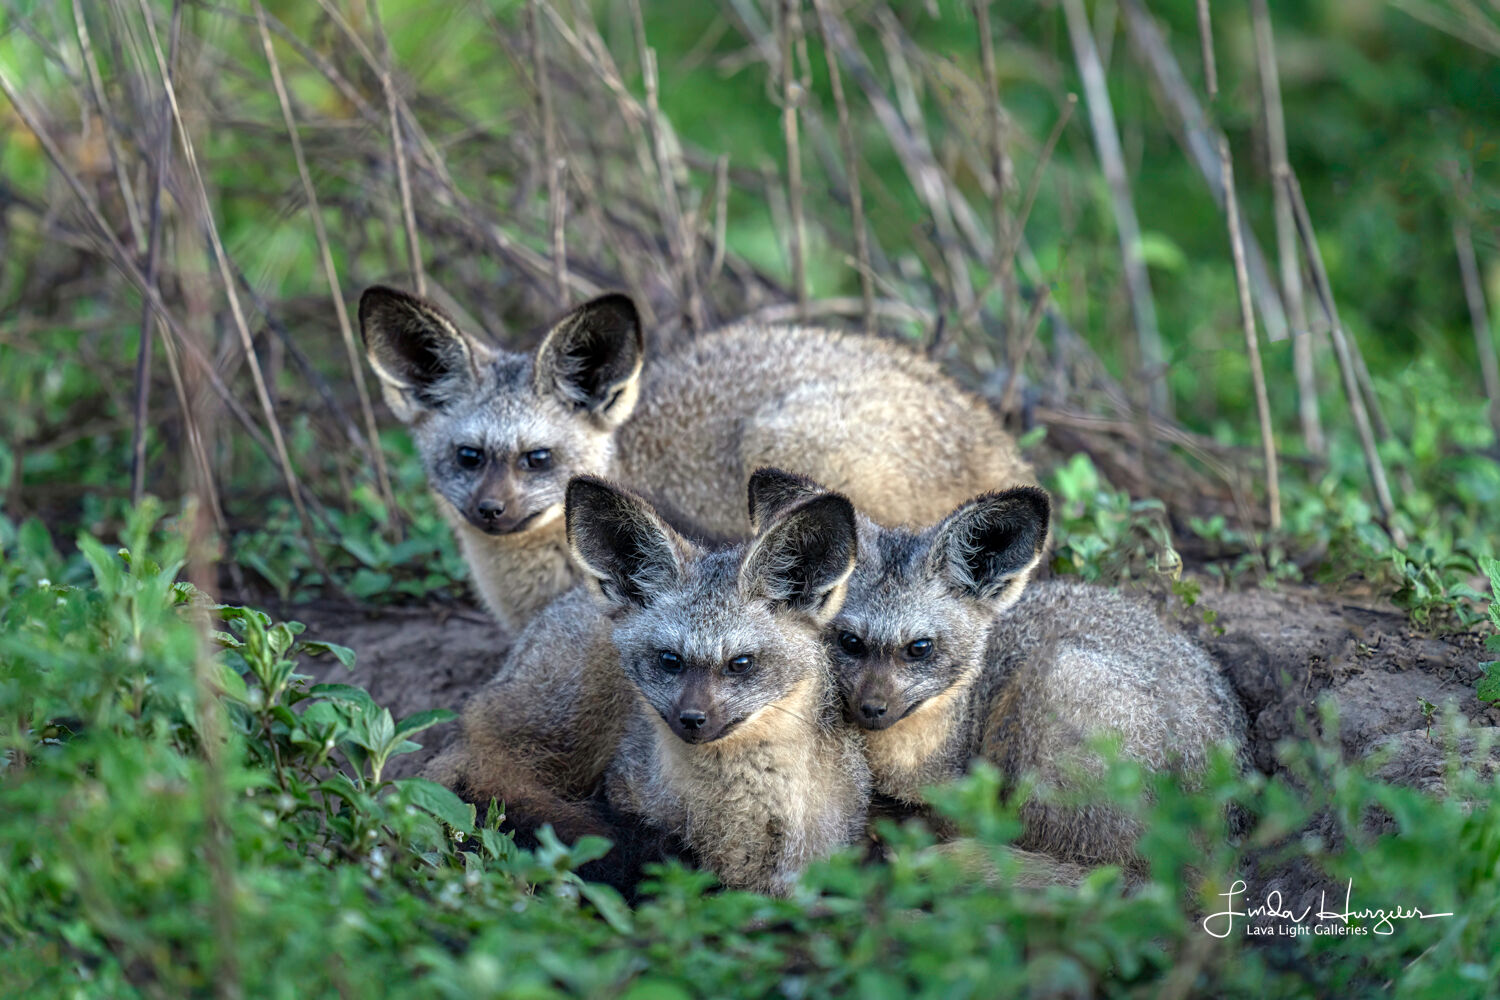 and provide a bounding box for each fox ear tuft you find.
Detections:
[747,468,830,534]
[740,493,857,623]
[566,477,687,611]
[534,294,644,427]
[359,286,487,419]
[930,486,1050,605]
